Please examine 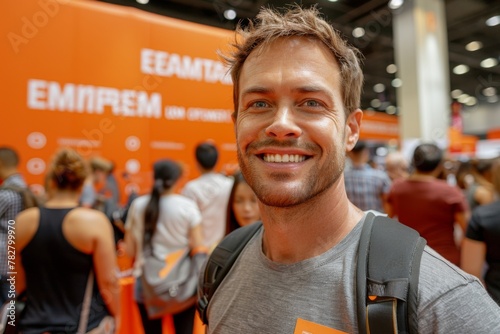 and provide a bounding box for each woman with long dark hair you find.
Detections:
[124,159,203,334]
[225,171,260,235]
